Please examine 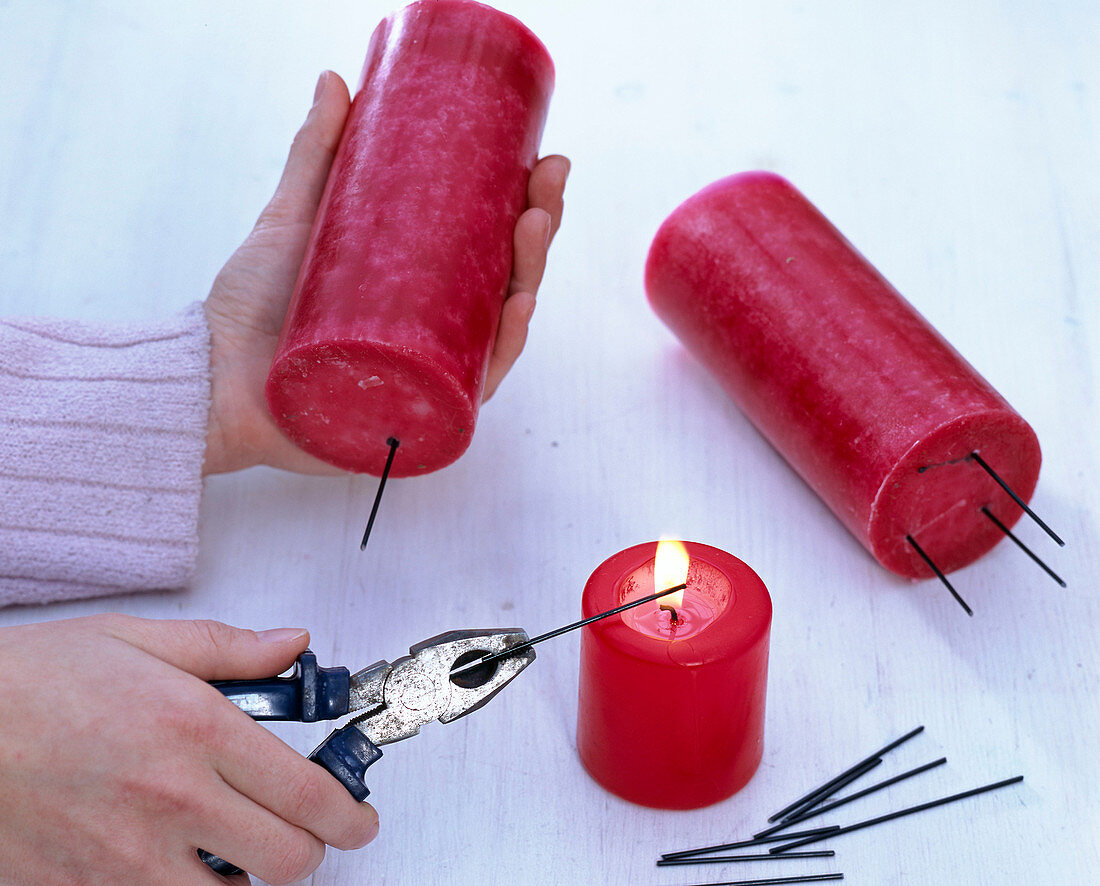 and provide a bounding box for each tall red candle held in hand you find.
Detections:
[265,0,554,476]
[645,172,1042,578]
[577,540,772,809]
